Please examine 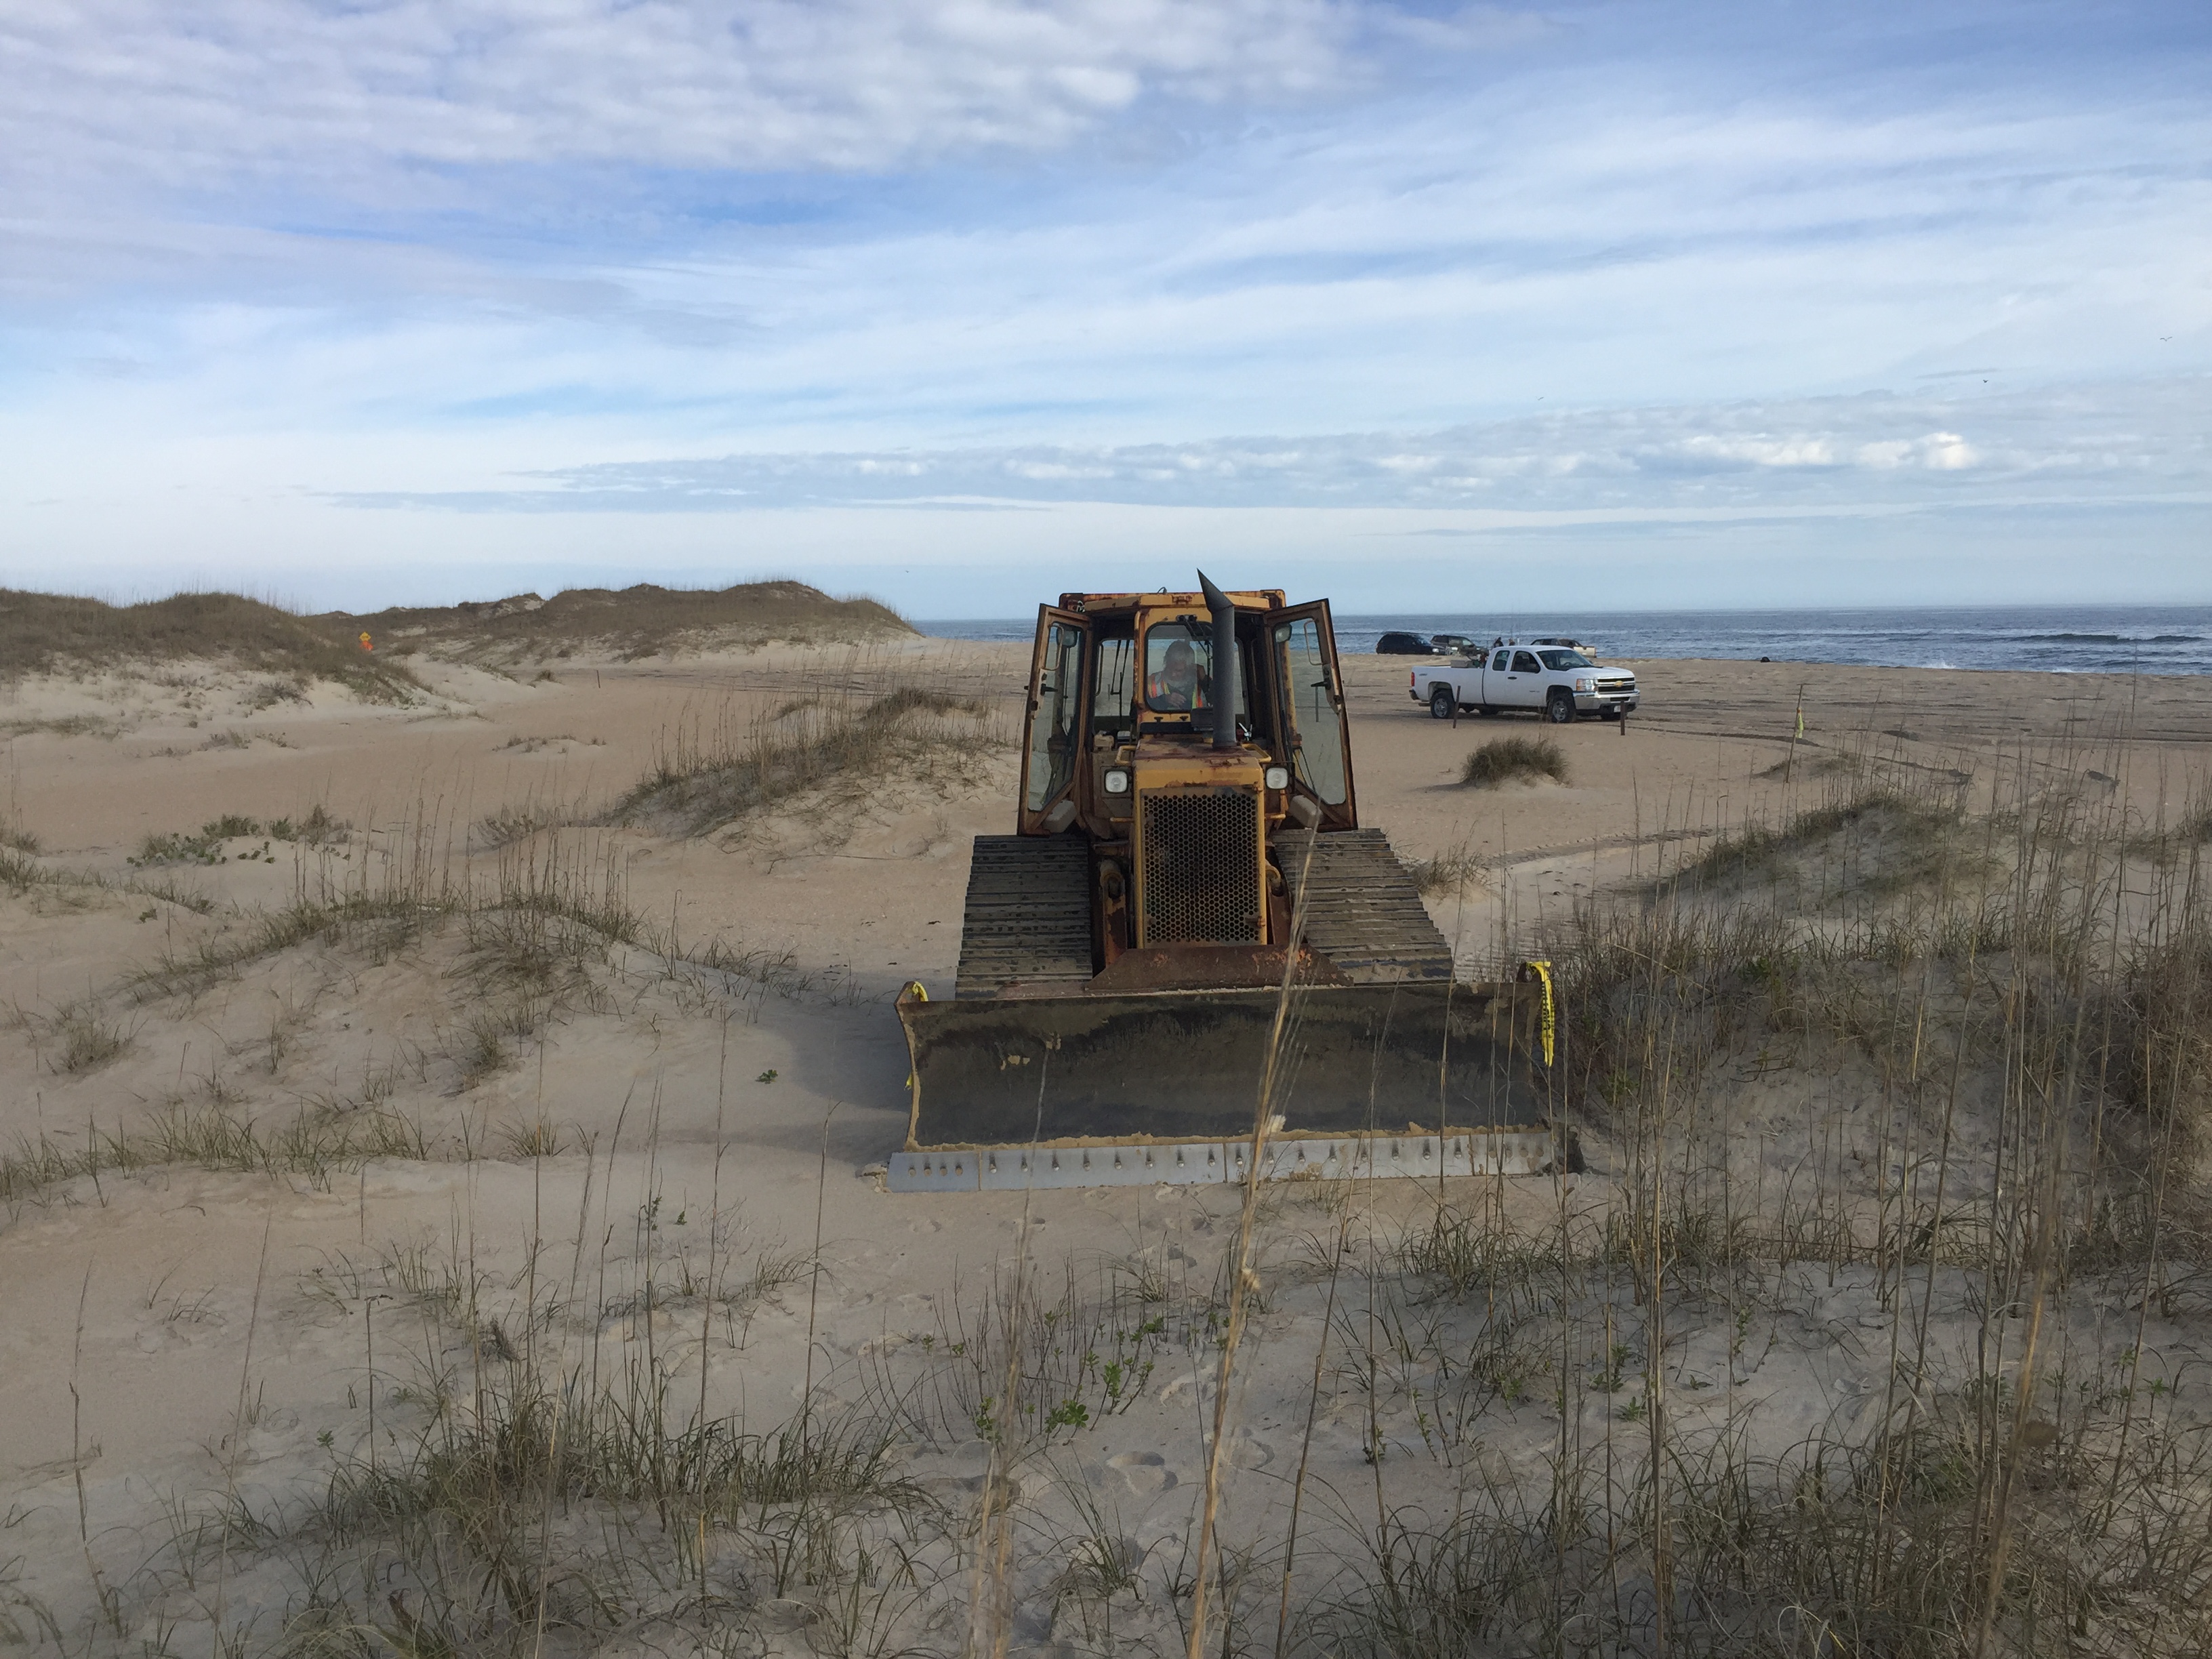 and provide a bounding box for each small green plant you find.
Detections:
[132,815,277,865]
[1591,1343,1631,1393]
[1459,734,1568,787]
[131,830,221,866]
